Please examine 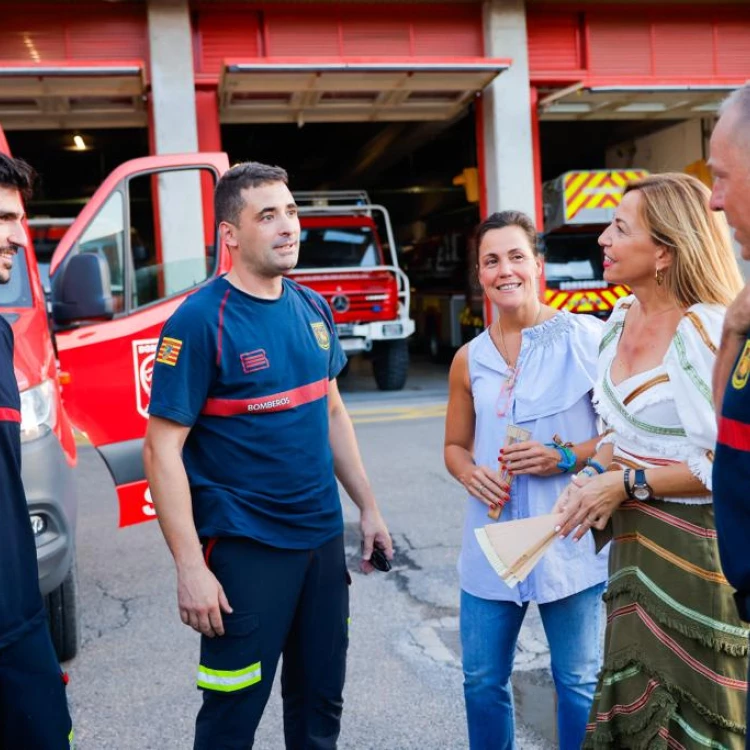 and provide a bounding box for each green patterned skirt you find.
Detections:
[584,499,748,749]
